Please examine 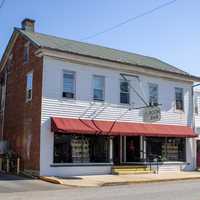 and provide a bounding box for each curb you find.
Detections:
[40,176,64,184]
[101,177,200,187]
[39,176,200,187]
